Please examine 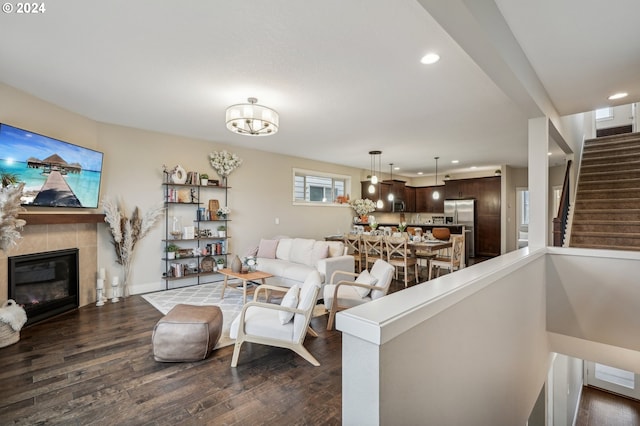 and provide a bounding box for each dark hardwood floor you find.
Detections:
[0,260,482,425]
[0,296,343,425]
[576,386,640,426]
[6,256,632,425]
